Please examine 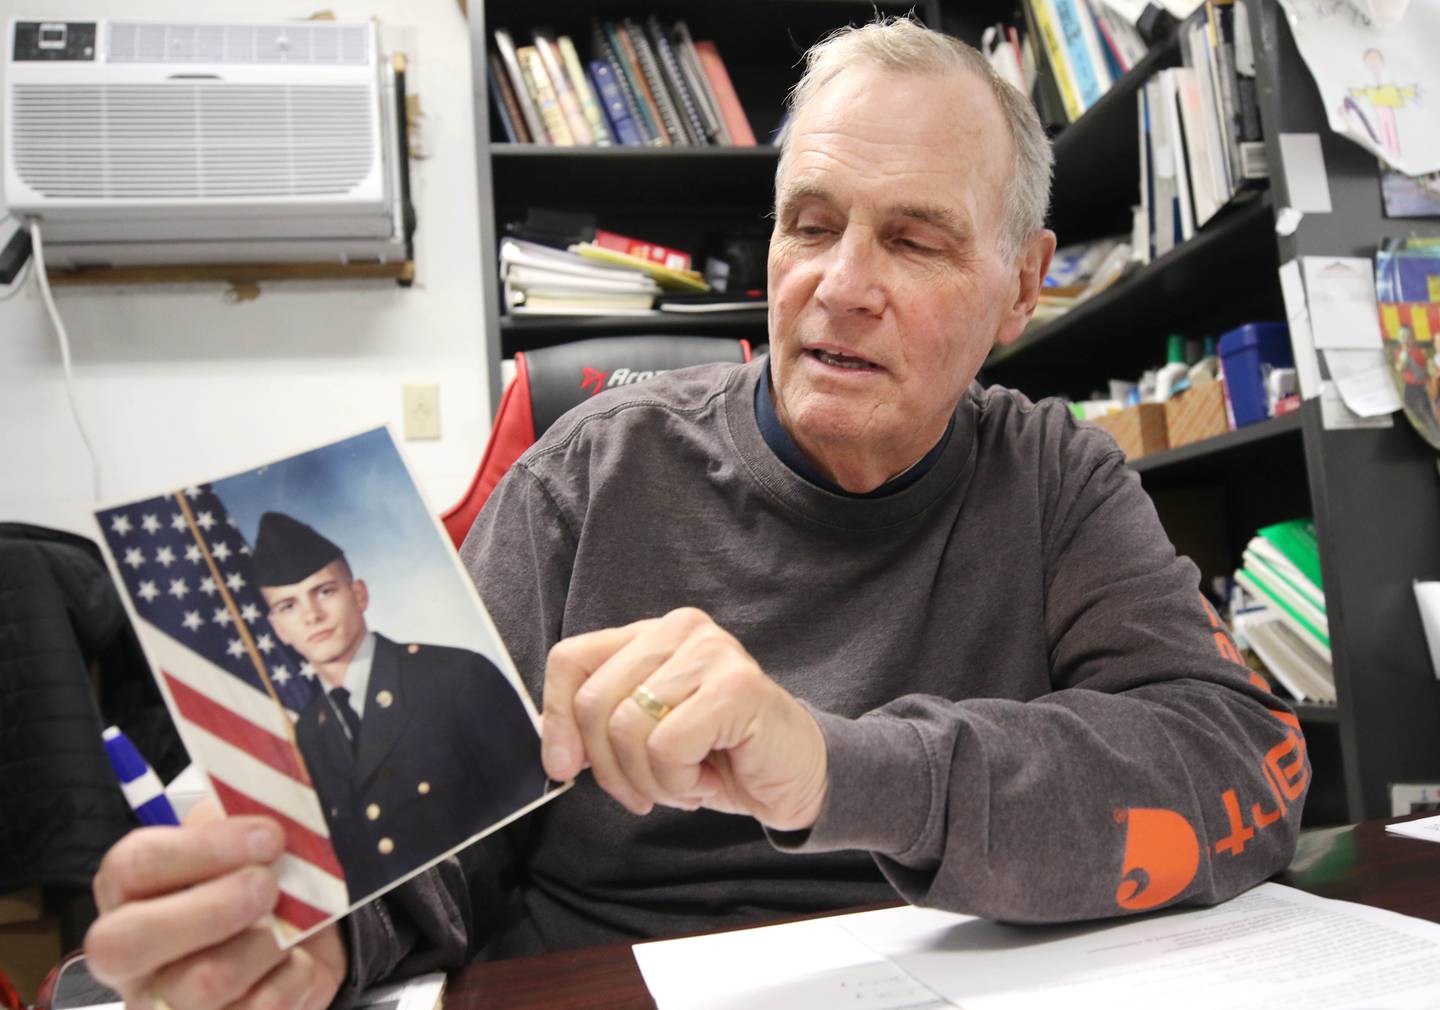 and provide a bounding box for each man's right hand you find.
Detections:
[85,799,346,1010]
